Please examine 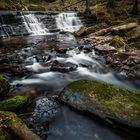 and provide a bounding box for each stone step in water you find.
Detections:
[0,11,96,37]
